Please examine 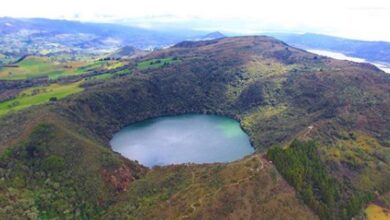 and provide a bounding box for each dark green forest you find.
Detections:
[267,140,374,219]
